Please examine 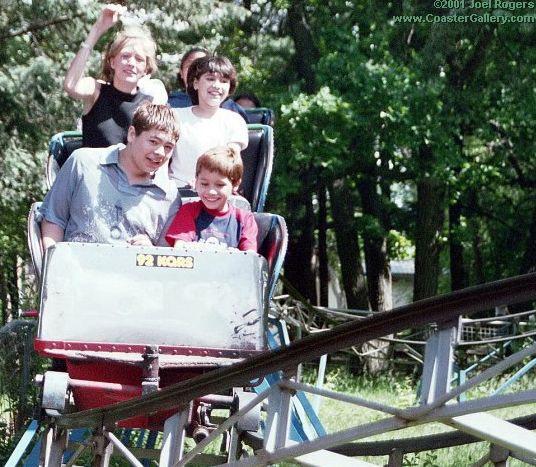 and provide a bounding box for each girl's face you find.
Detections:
[193,72,230,108]
[110,40,148,86]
